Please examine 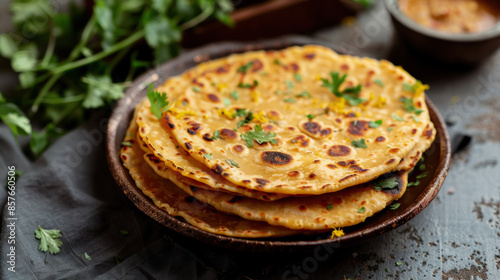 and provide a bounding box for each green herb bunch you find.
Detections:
[0,0,233,157]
